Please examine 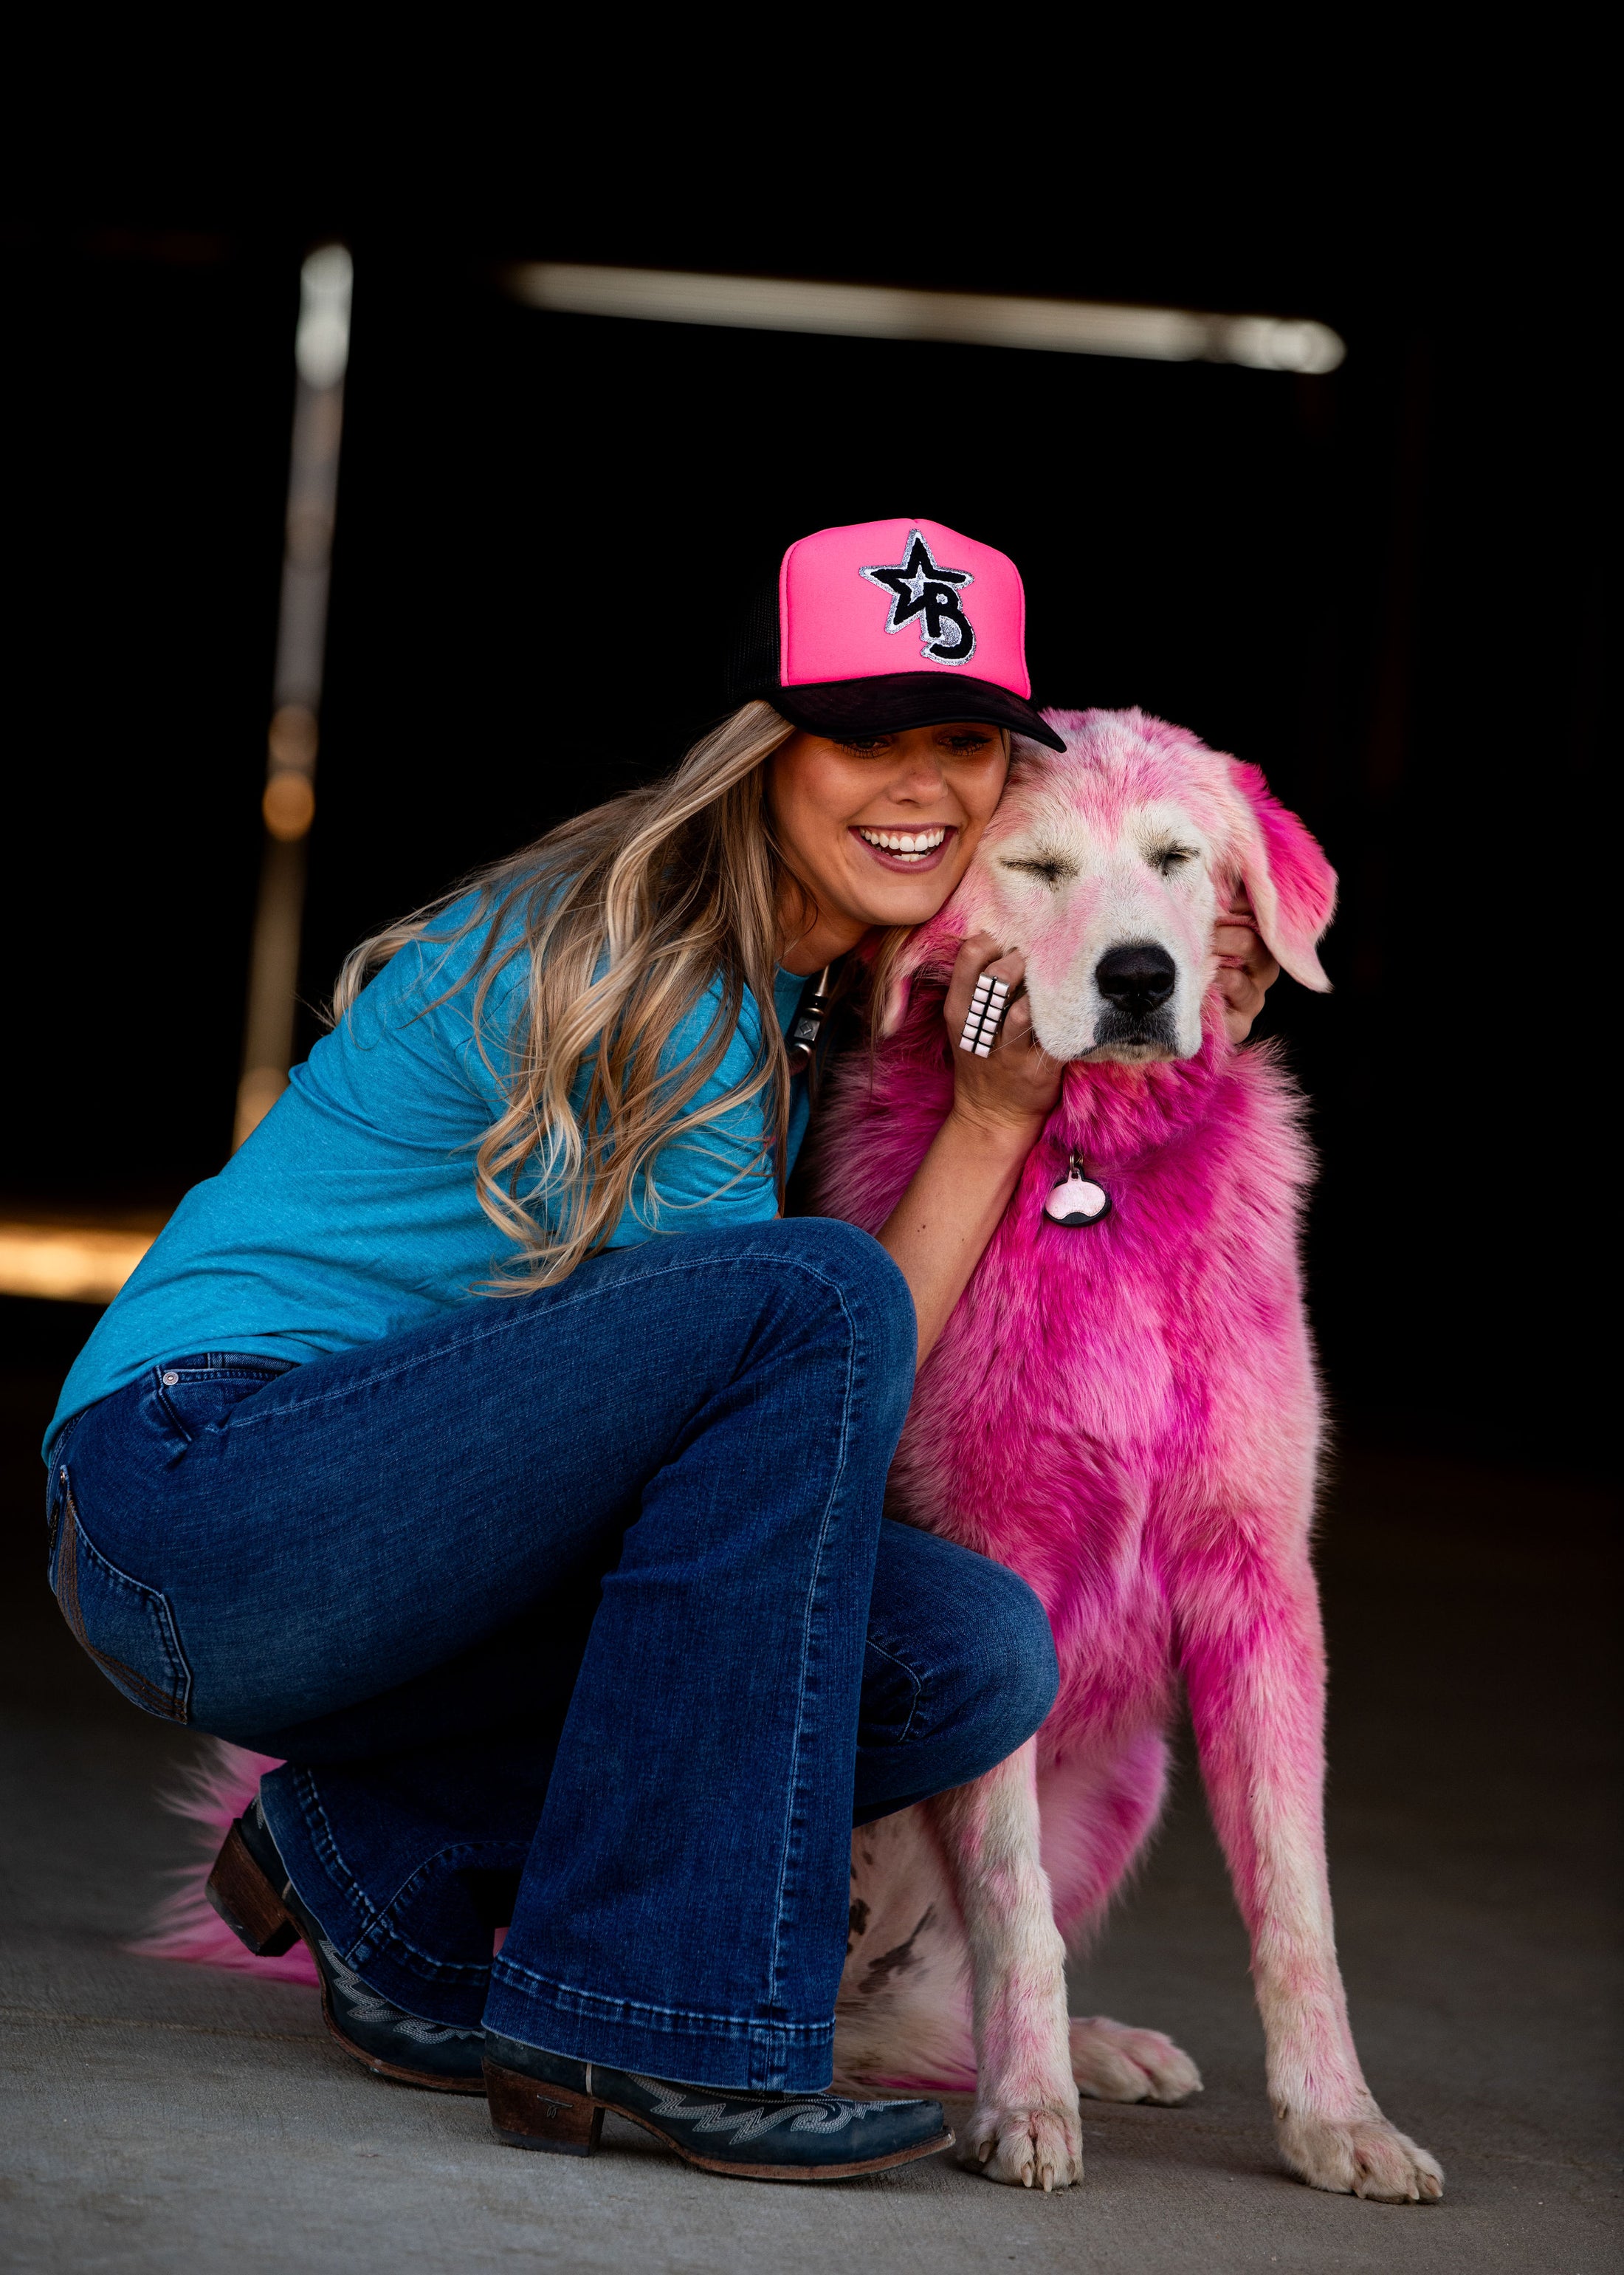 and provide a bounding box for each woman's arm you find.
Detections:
[876,934,1059,1365]
[878,908,1282,1363]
